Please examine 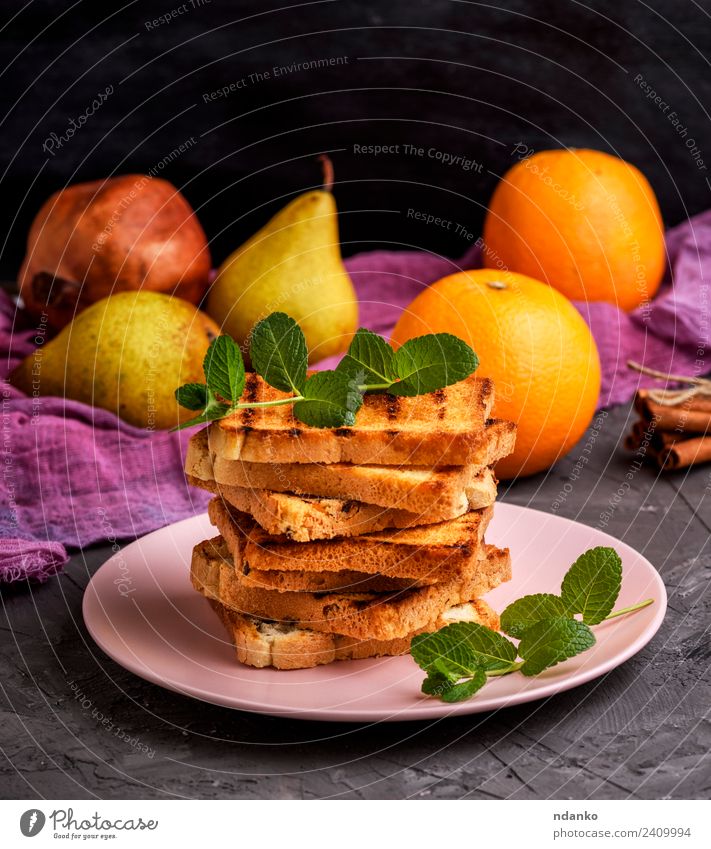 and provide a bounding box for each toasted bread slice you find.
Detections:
[188,472,497,540]
[238,564,431,593]
[208,497,492,582]
[191,535,510,640]
[201,596,499,669]
[187,425,511,516]
[208,372,500,466]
